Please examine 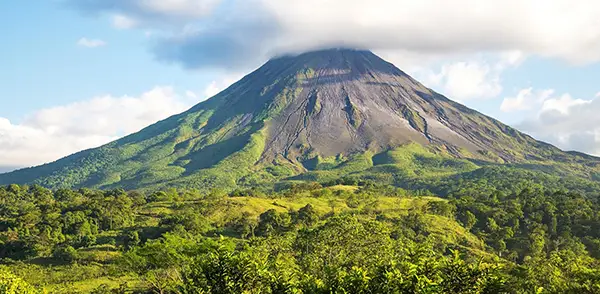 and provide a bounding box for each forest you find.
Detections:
[2,172,600,293]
